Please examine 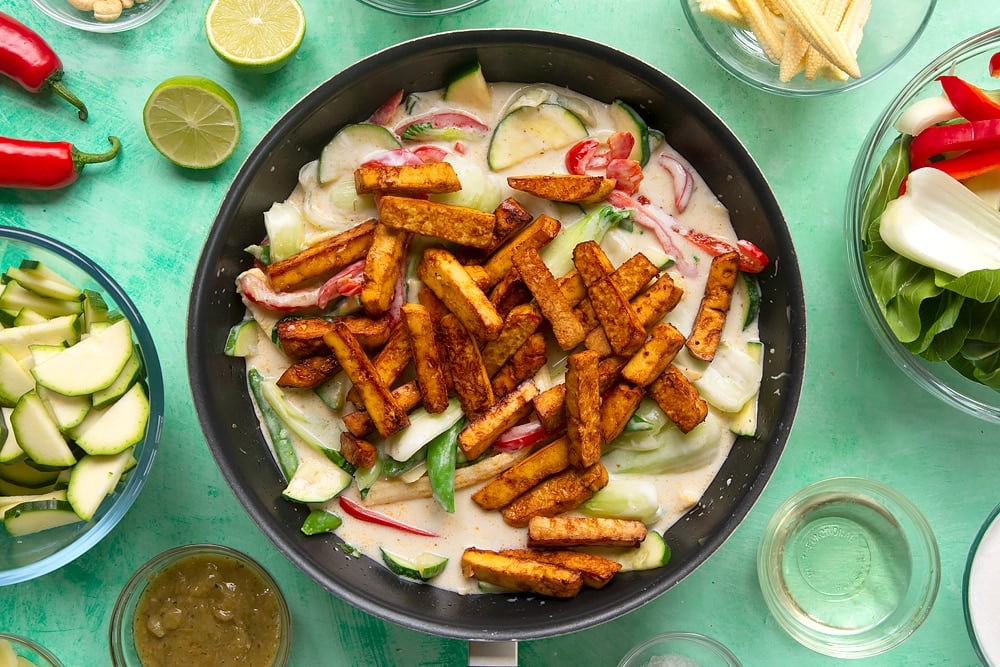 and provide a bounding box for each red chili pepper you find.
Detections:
[0,12,88,121]
[338,496,438,537]
[0,135,119,190]
[910,118,1000,169]
[937,75,1000,121]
